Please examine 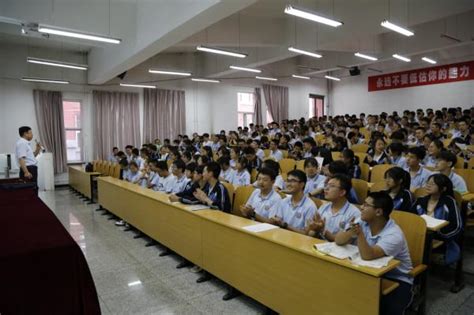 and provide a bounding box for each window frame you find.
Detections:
[237,92,255,128]
[62,99,84,164]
